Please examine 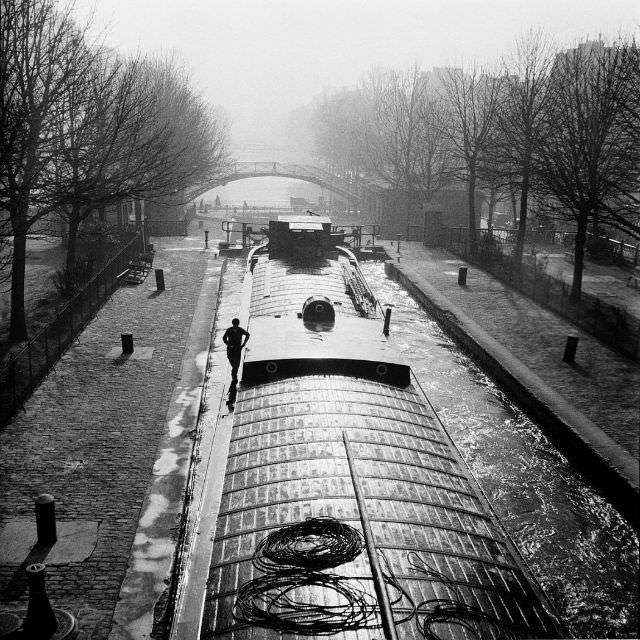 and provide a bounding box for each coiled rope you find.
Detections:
[408,552,517,640]
[235,569,379,634]
[253,517,364,571]
[234,517,416,635]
